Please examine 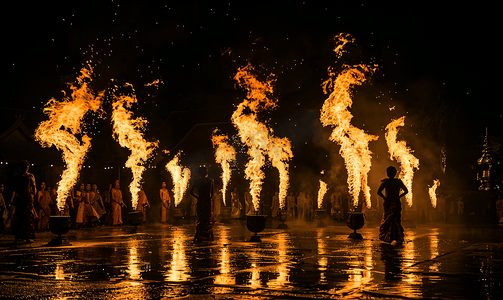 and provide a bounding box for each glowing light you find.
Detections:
[385,116,419,207]
[317,180,328,209]
[320,35,378,208]
[165,151,191,207]
[429,179,440,208]
[211,130,236,206]
[232,63,293,211]
[35,64,103,212]
[111,85,158,210]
